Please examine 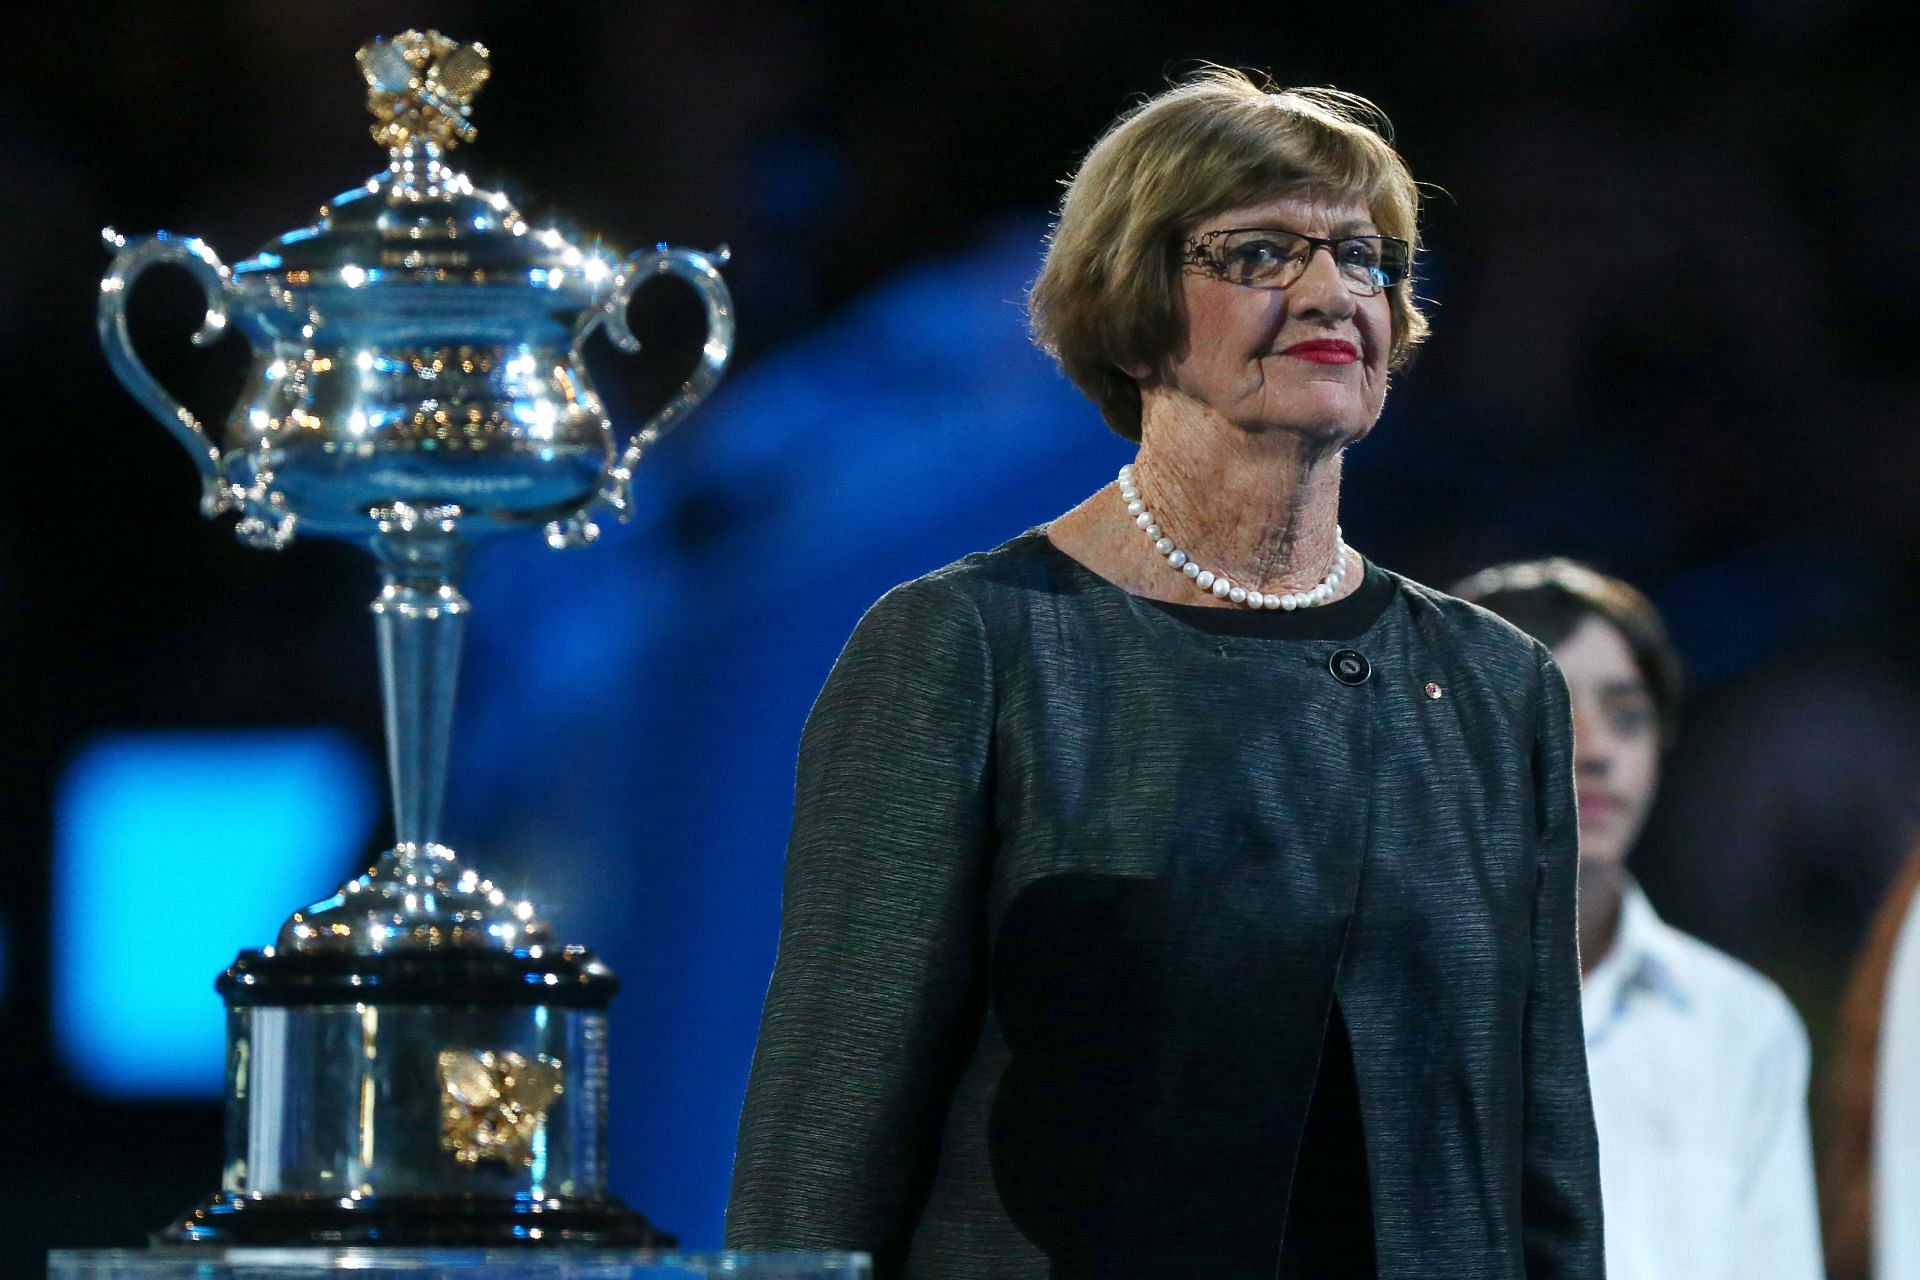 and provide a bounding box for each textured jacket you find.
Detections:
[727,529,1604,1279]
